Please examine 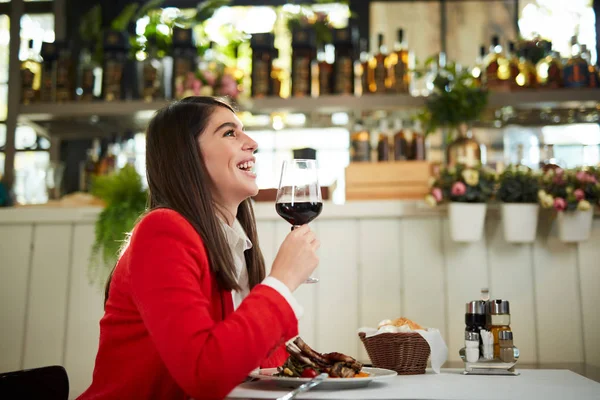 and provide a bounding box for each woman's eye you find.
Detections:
[223,130,236,138]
